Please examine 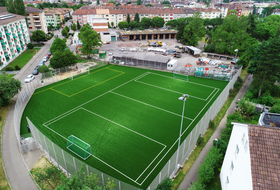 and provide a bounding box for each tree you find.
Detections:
[152,17,165,28]
[253,5,257,15]
[56,165,116,190]
[65,25,70,33]
[50,37,67,54]
[36,3,43,9]
[77,20,81,30]
[155,178,173,190]
[108,0,116,3]
[270,100,280,113]
[129,21,138,29]
[247,13,257,38]
[161,0,170,4]
[126,13,130,24]
[50,49,77,69]
[31,30,46,44]
[0,0,5,6]
[78,23,102,57]
[140,17,152,29]
[248,37,280,97]
[71,23,77,31]
[111,22,114,28]
[79,0,83,4]
[108,22,111,28]
[118,21,129,29]
[211,15,251,55]
[6,0,16,14]
[26,4,35,8]
[34,165,63,189]
[188,181,205,190]
[47,23,54,31]
[27,43,34,49]
[14,0,26,16]
[183,12,205,46]
[256,15,280,41]
[61,27,68,37]
[134,12,140,23]
[97,0,99,4]
[145,3,153,7]
[0,75,21,107]
[137,0,142,5]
